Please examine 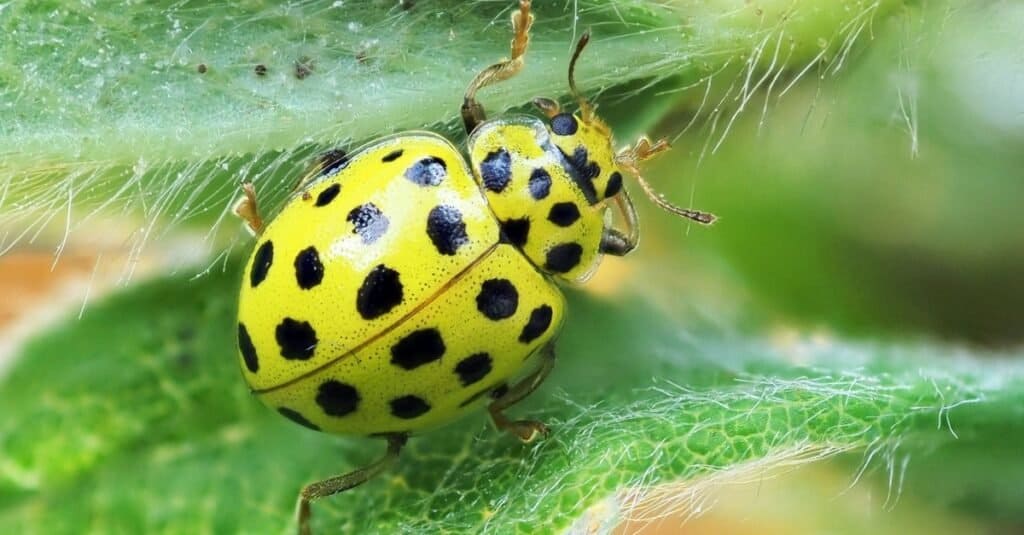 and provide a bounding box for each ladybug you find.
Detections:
[232,2,714,532]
